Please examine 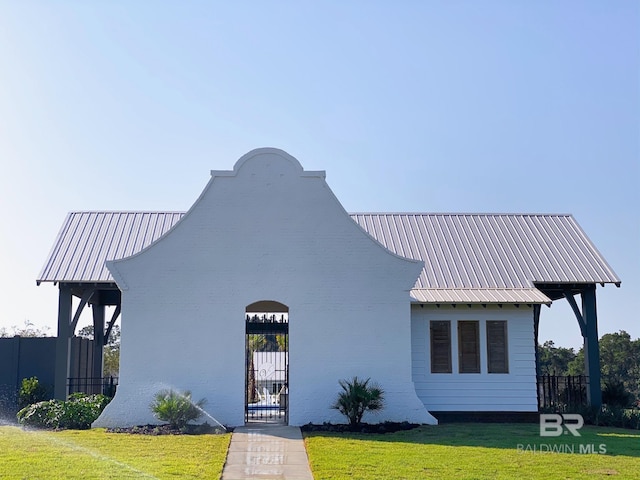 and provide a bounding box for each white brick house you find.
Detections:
[37,148,620,427]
